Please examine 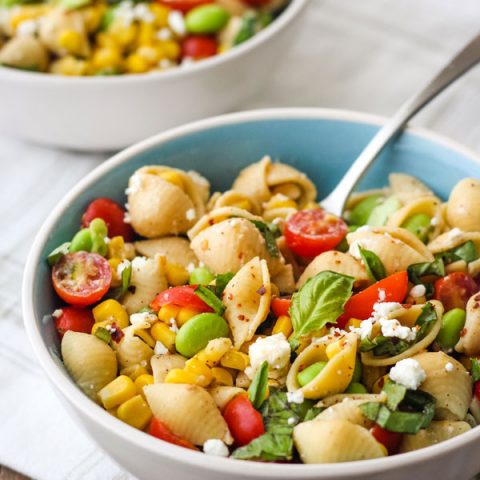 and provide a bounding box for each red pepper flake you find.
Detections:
[475,294,480,302]
[110,323,125,343]
[227,293,233,301]
[460,328,468,337]
[378,377,385,389]
[474,302,480,309]
[238,314,245,321]
[256,285,266,296]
